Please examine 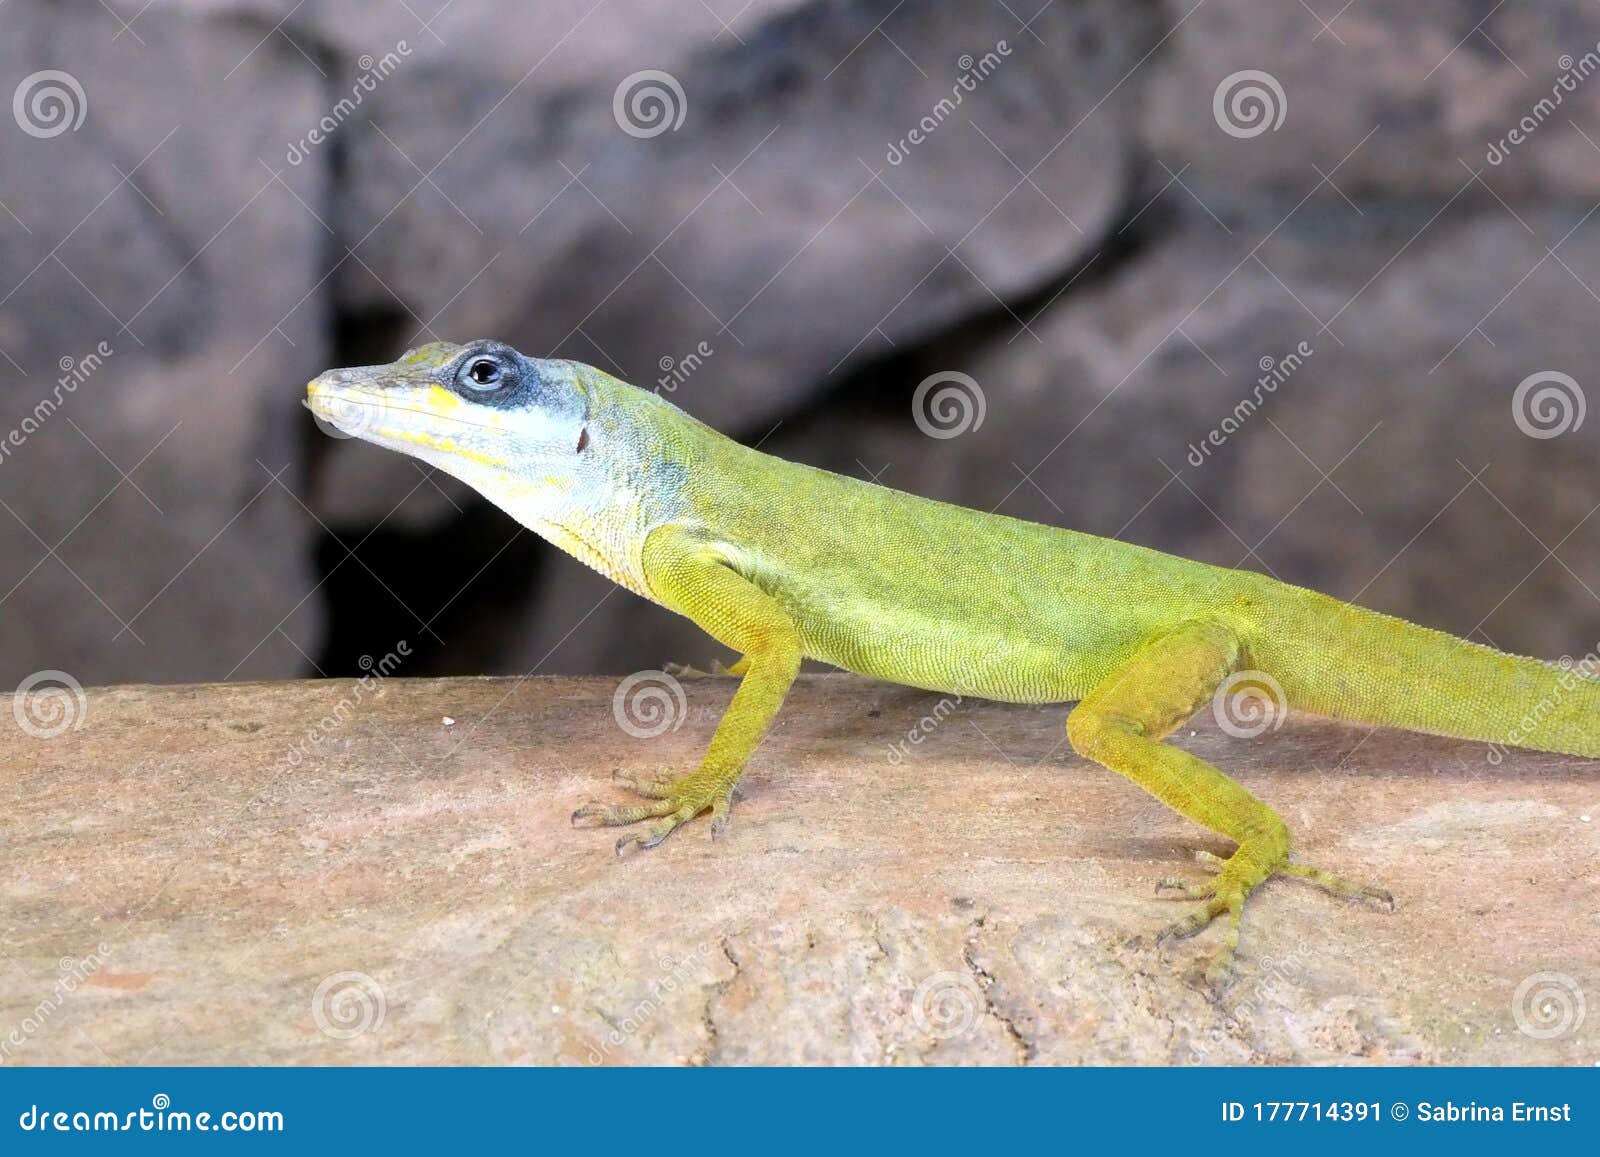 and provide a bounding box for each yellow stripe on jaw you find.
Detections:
[418,384,464,414]
[390,427,510,469]
[385,386,514,468]
[414,384,518,430]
